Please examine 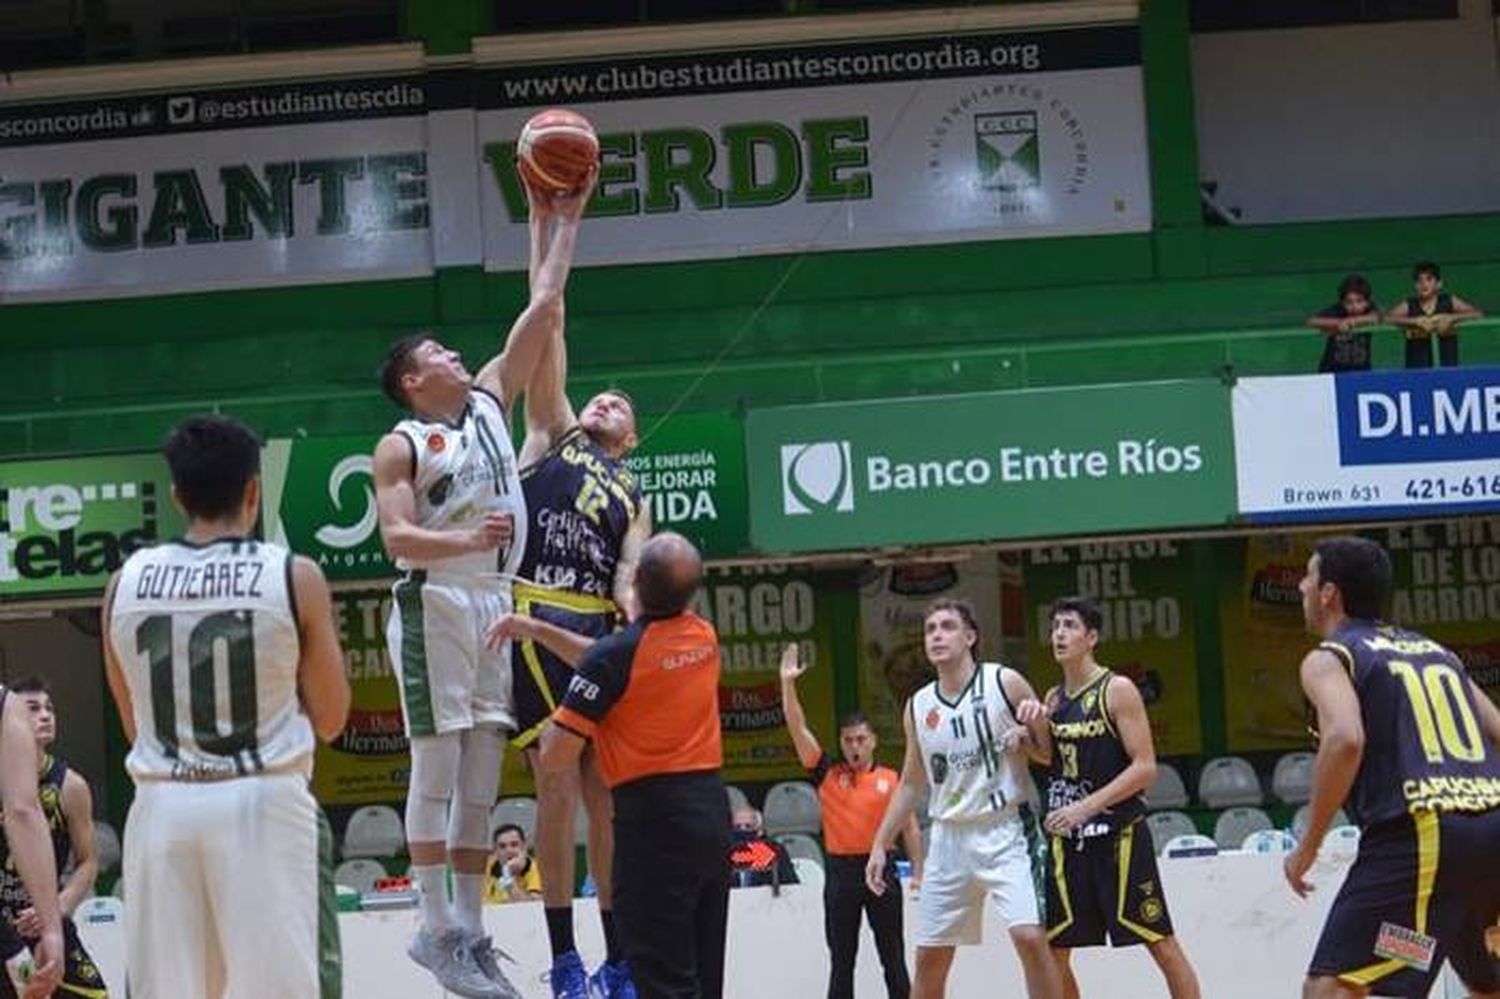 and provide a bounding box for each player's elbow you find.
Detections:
[1320,721,1365,759]
[310,688,351,743]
